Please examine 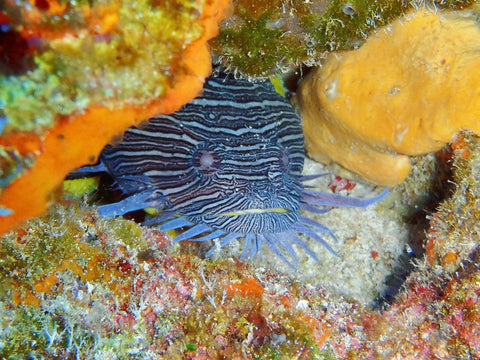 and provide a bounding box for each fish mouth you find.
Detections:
[217,207,291,216]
